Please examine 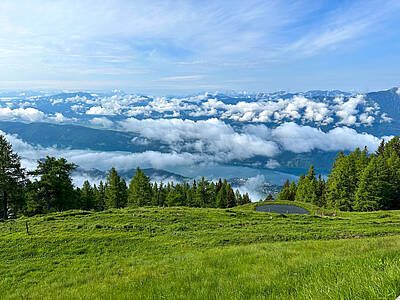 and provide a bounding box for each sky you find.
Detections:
[0,0,400,94]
